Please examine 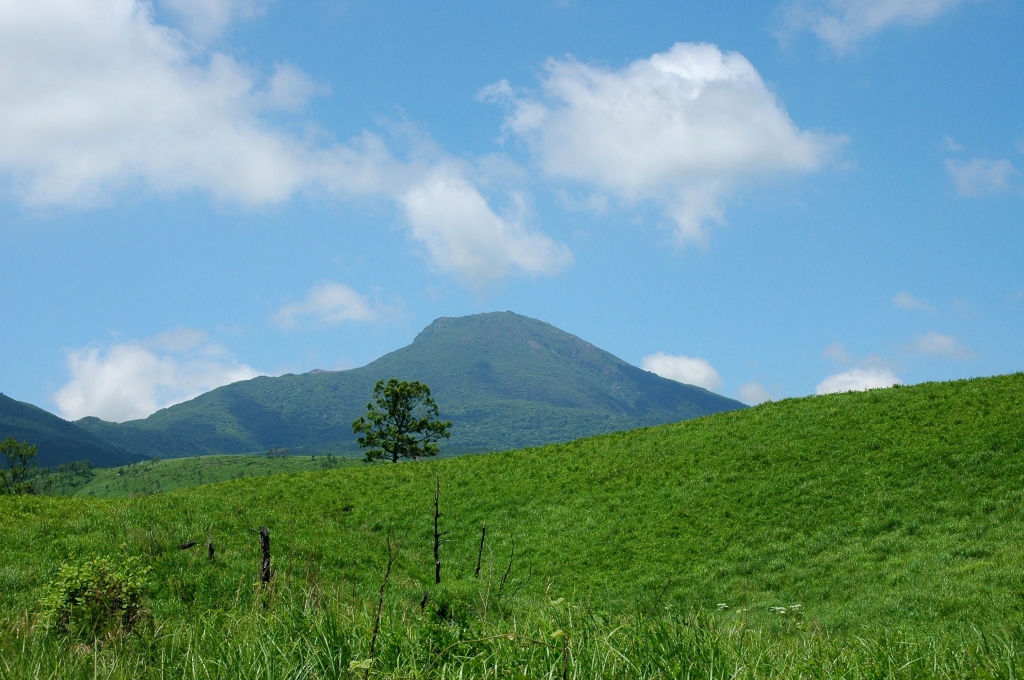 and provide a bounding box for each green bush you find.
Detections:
[39,555,151,640]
